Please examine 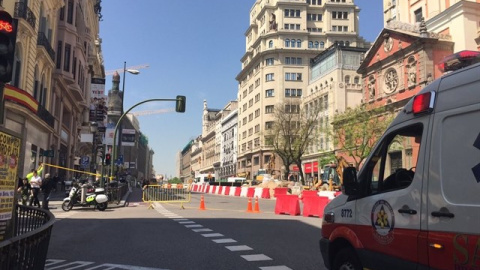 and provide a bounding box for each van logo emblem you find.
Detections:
[473,133,480,183]
[371,200,395,245]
